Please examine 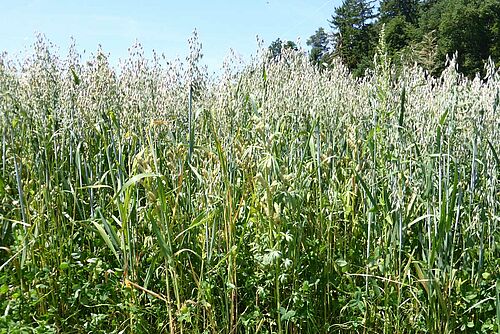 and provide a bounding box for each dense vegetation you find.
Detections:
[1,34,499,333]
[302,0,500,77]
